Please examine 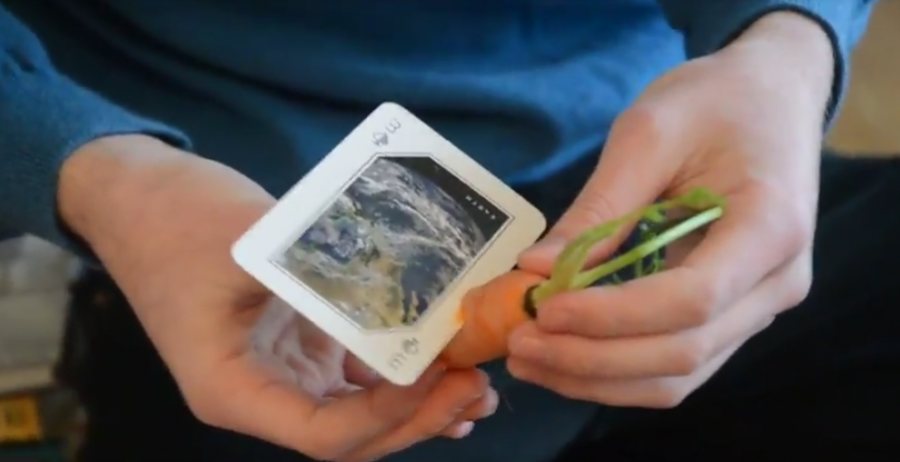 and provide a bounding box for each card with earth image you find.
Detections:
[274,155,509,331]
[232,102,546,385]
